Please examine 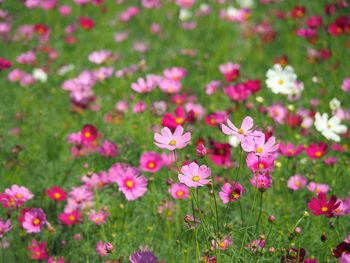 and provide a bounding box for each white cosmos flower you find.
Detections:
[228,135,240,148]
[33,68,48,83]
[314,112,347,142]
[237,0,255,8]
[179,9,192,21]
[329,98,341,112]
[266,64,297,95]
